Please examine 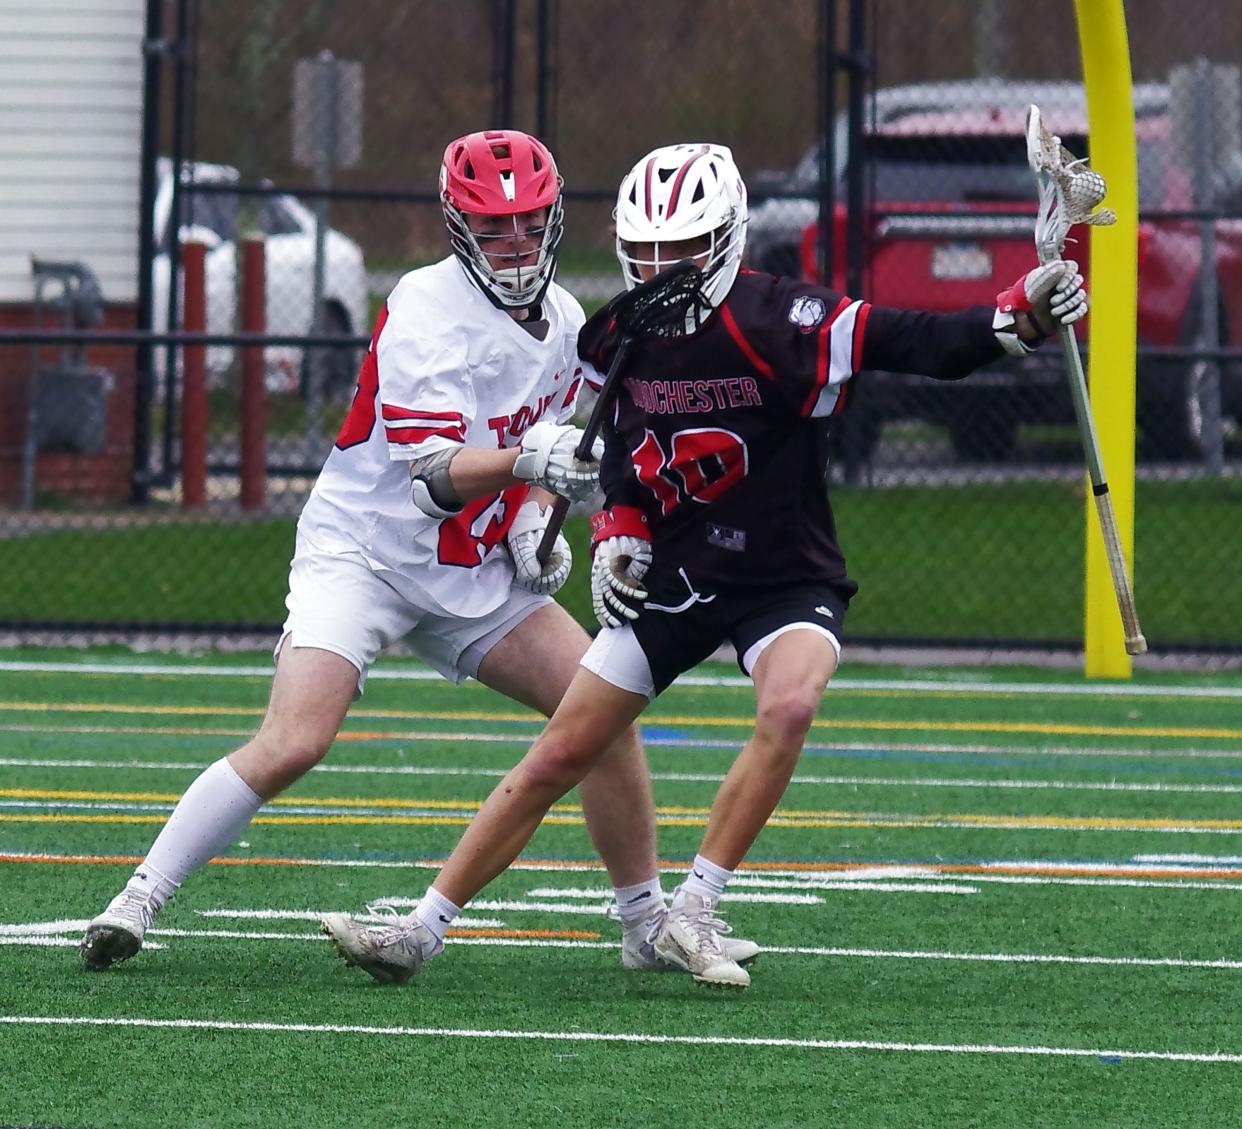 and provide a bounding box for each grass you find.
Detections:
[1,649,1241,1126]
[1,477,1239,646]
